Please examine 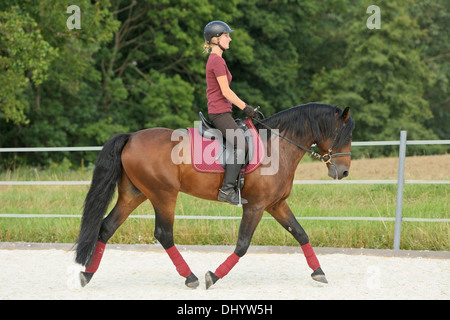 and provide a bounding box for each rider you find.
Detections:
[203,20,256,206]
